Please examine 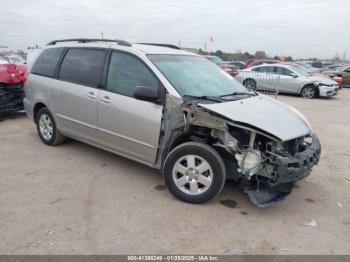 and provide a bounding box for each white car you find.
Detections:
[237,64,339,98]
